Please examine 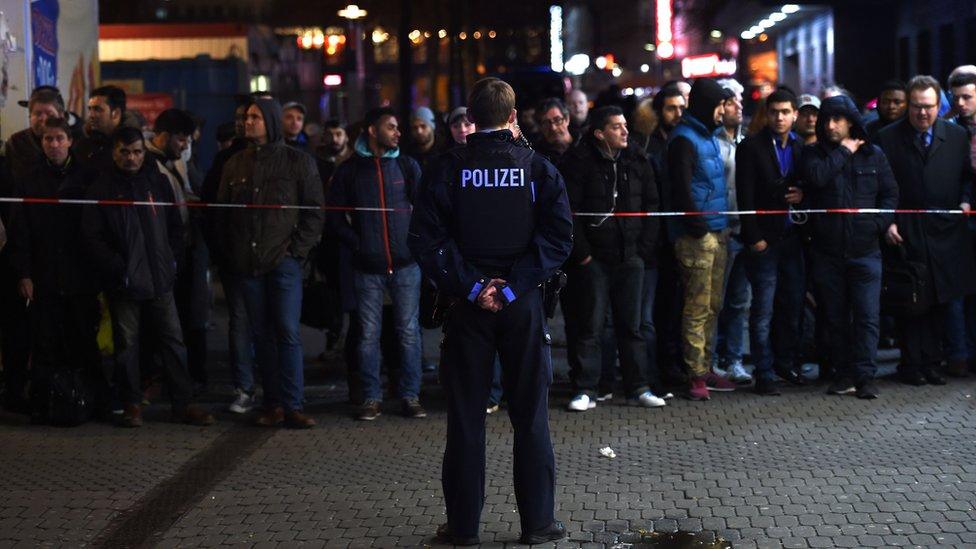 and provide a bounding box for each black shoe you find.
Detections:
[754,377,781,396]
[357,400,381,421]
[775,367,807,386]
[435,523,480,546]
[922,369,947,385]
[826,378,856,395]
[856,381,879,399]
[897,370,927,386]
[402,398,427,418]
[520,521,567,545]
